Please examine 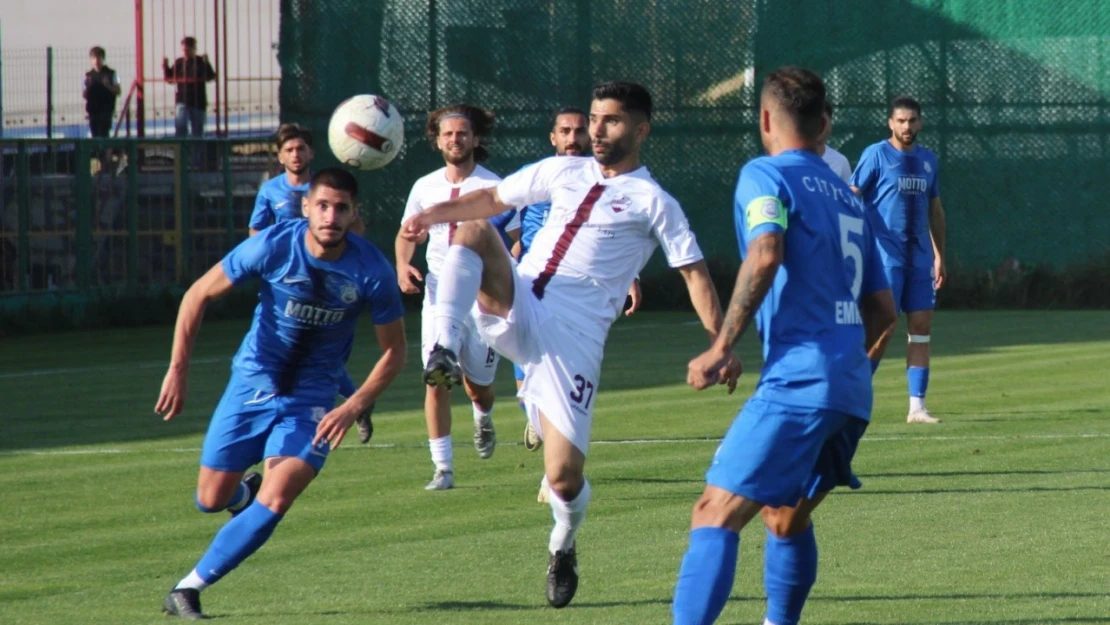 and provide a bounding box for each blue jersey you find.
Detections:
[850,141,940,268]
[735,150,889,420]
[518,201,551,254]
[488,207,520,249]
[249,173,311,230]
[222,220,404,396]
